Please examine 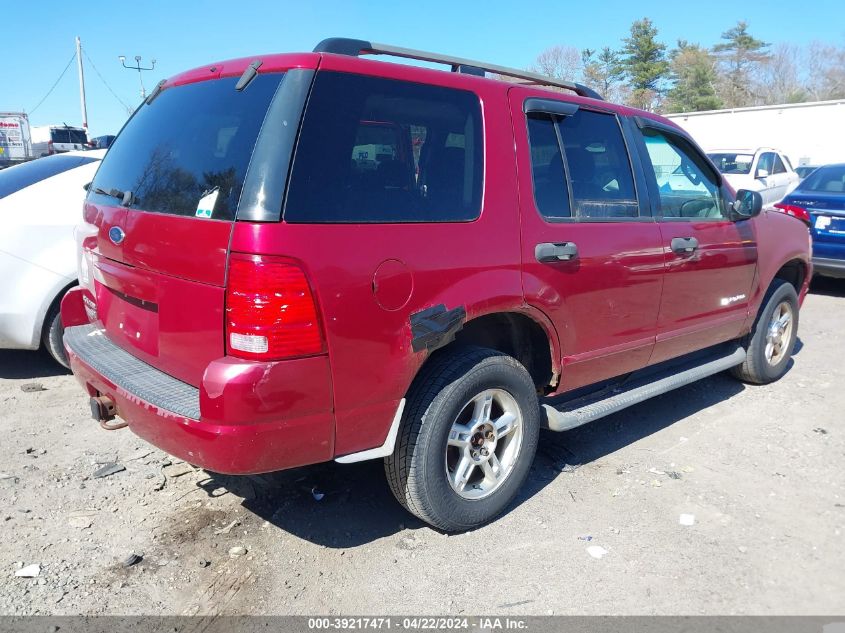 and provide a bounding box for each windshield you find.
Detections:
[51,128,87,144]
[0,154,98,199]
[799,164,845,194]
[708,152,753,175]
[88,73,283,221]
